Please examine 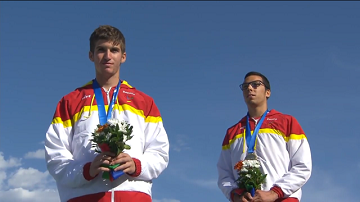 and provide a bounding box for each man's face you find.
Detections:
[89,39,126,78]
[241,75,270,107]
